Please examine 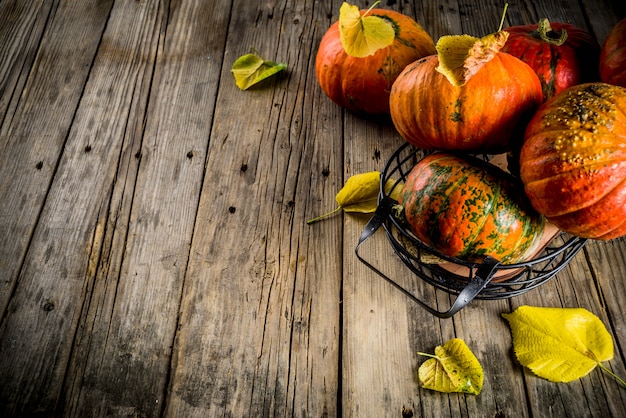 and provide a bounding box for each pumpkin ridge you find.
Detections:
[524,136,626,175]
[544,47,560,98]
[525,160,626,216]
[424,157,463,245]
[457,172,501,259]
[550,178,626,237]
[434,171,475,251]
